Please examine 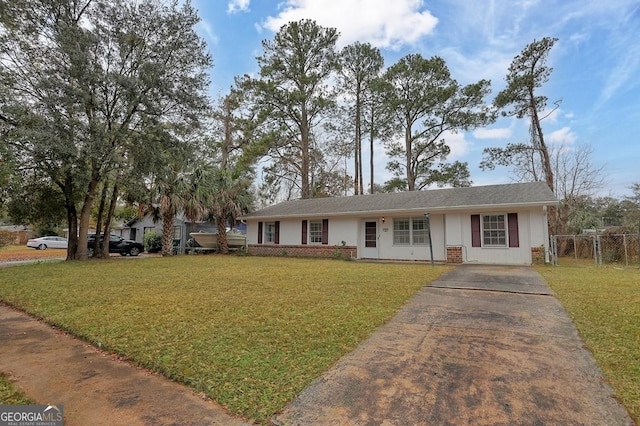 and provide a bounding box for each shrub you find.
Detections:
[143,230,162,253]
